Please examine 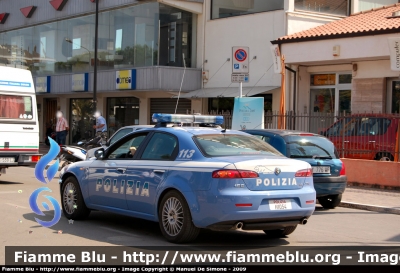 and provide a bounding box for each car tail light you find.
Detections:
[31,155,41,162]
[212,170,259,179]
[340,161,346,176]
[295,168,313,177]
